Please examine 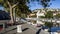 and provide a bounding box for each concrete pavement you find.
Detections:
[1,24,49,34]
[4,24,36,34]
[40,29,49,34]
